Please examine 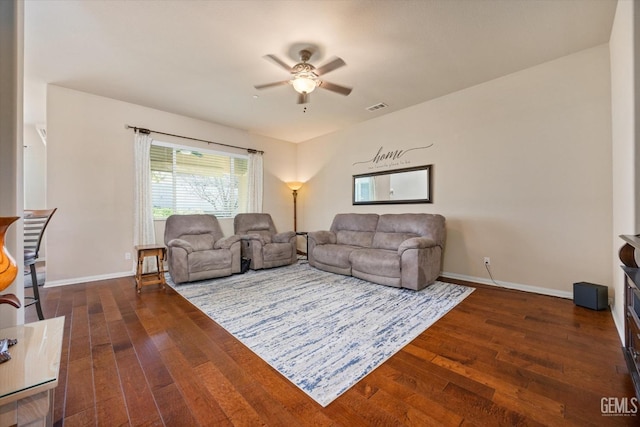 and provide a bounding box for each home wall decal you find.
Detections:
[352,144,434,169]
